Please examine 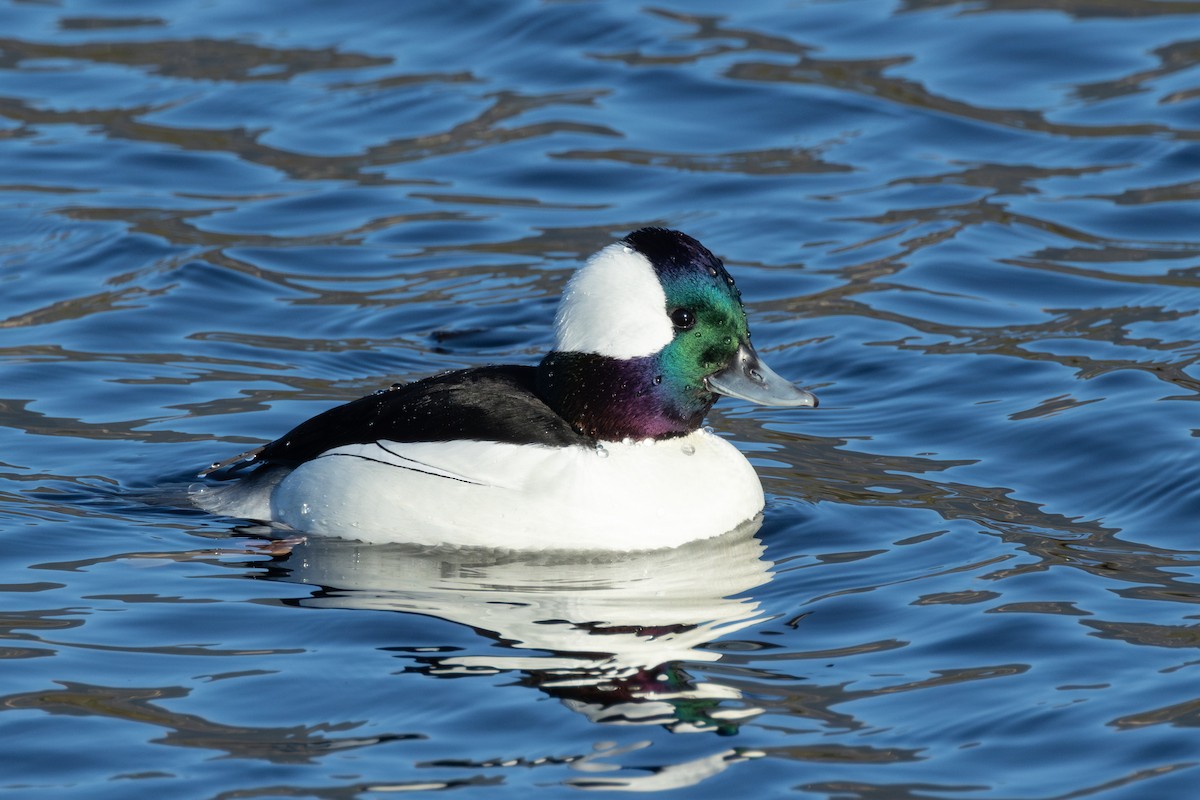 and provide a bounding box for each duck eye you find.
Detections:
[670,307,696,331]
